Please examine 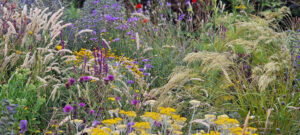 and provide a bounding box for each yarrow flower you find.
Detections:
[63,104,73,113]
